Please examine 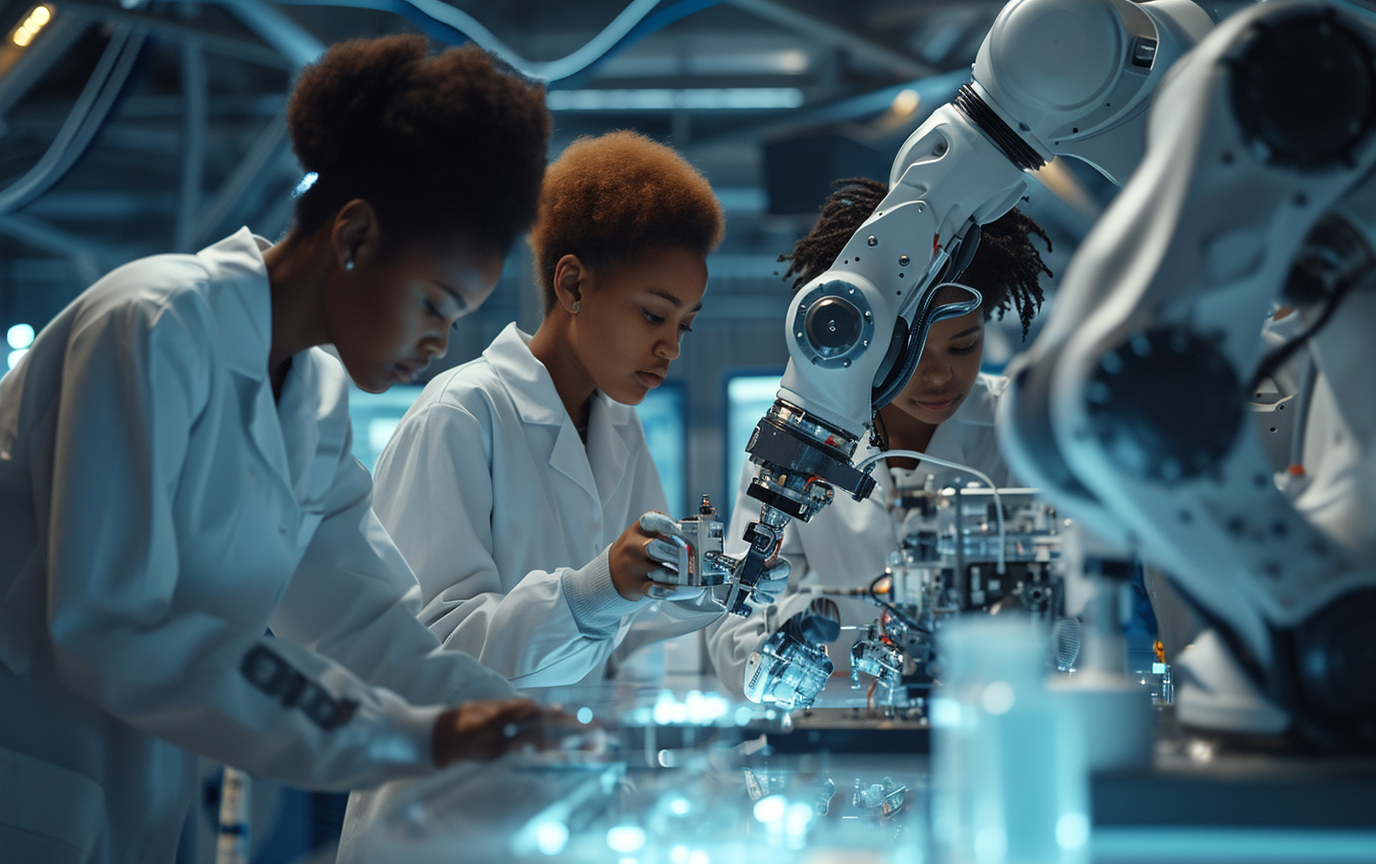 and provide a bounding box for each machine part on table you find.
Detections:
[745,628,835,710]
[844,485,1074,706]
